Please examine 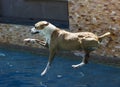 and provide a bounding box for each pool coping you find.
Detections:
[0,42,120,67]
